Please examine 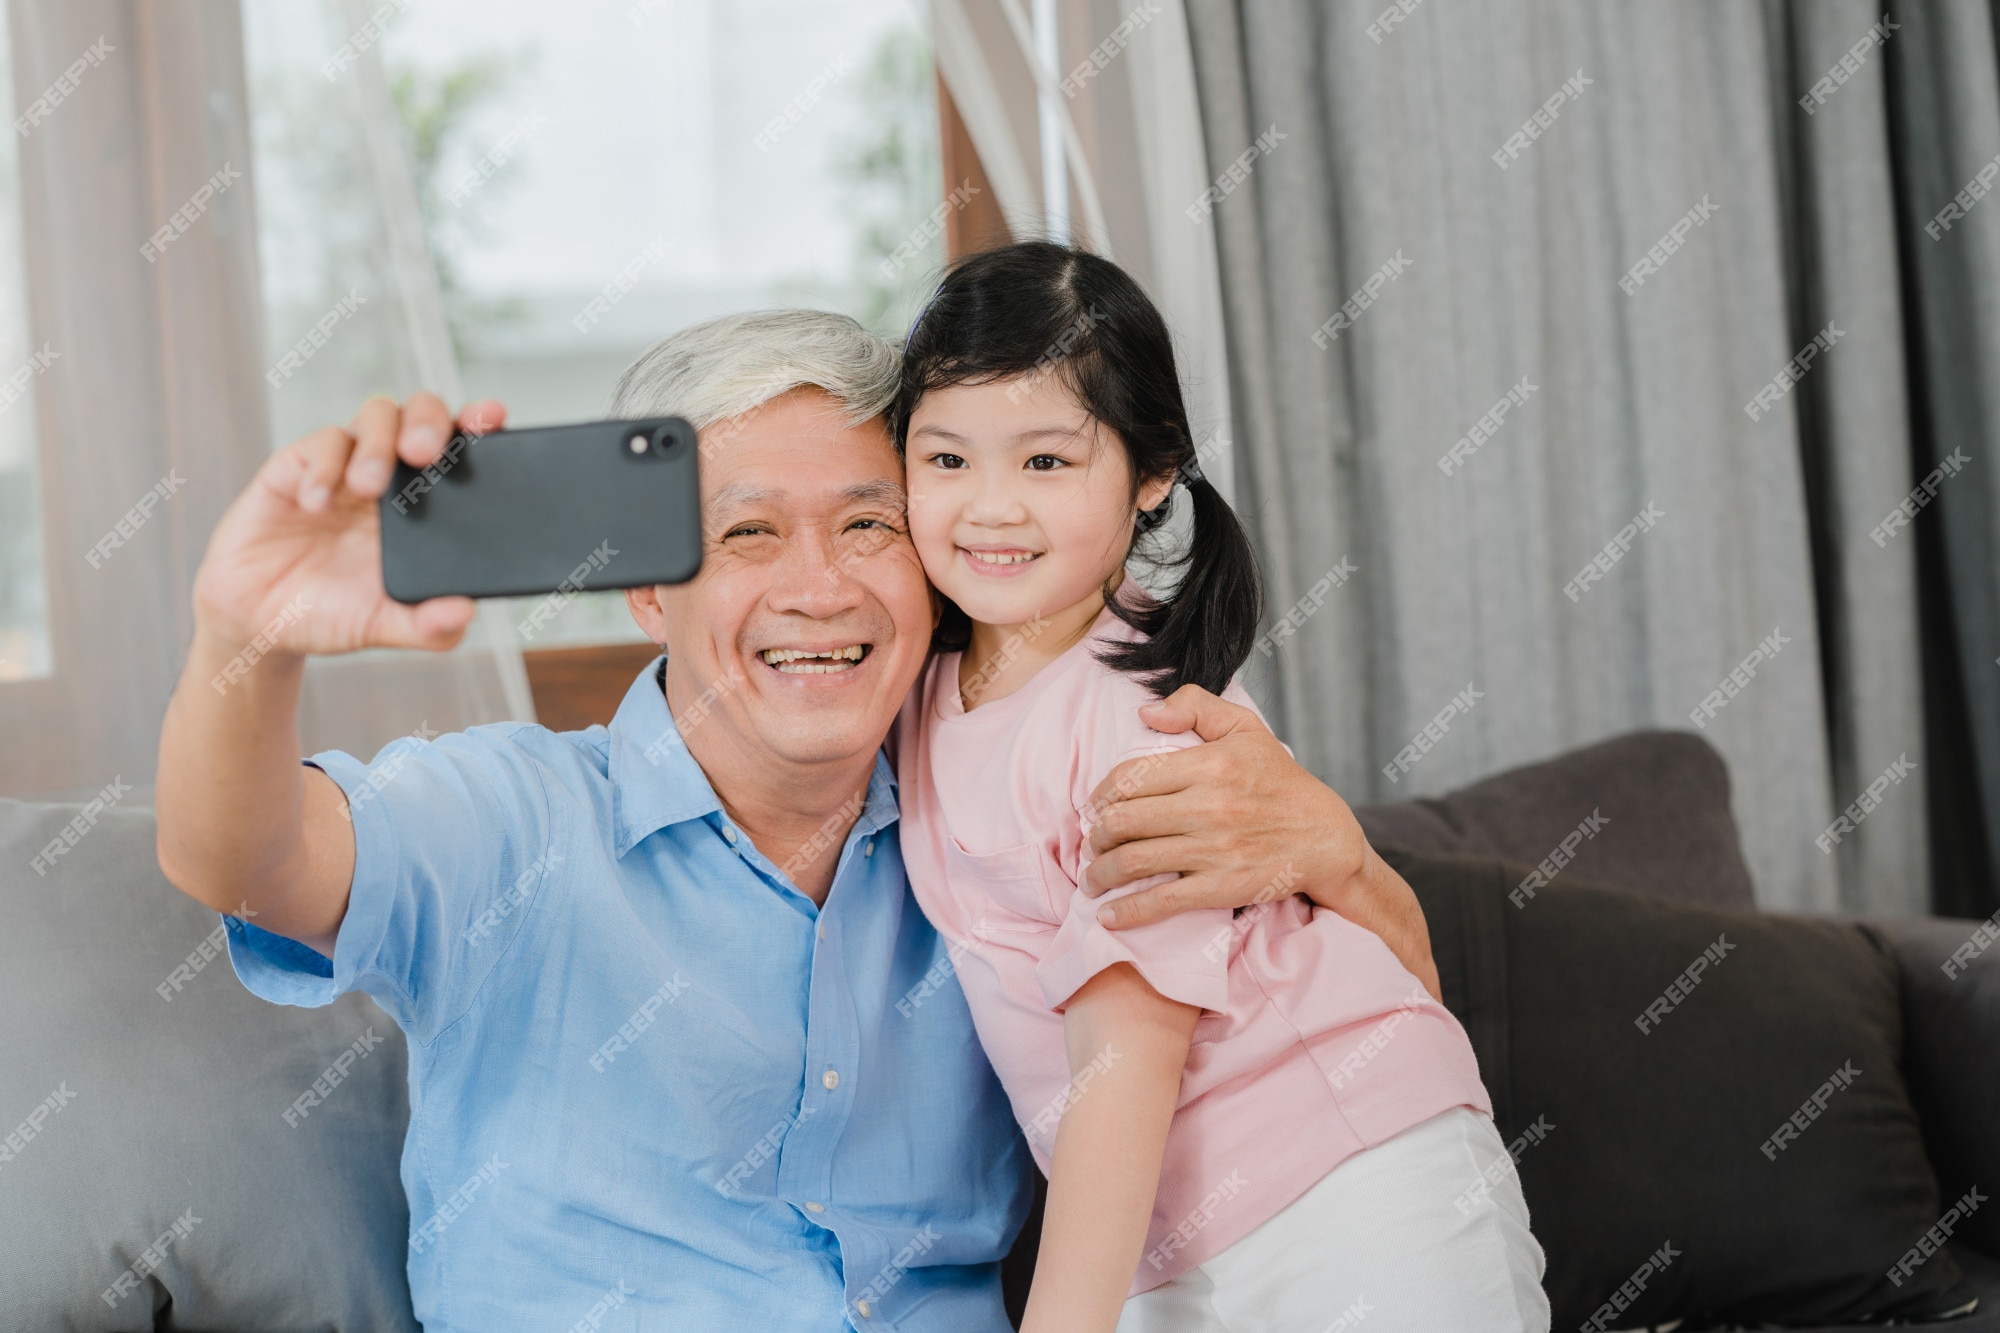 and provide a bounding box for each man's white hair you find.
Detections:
[607,307,901,430]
